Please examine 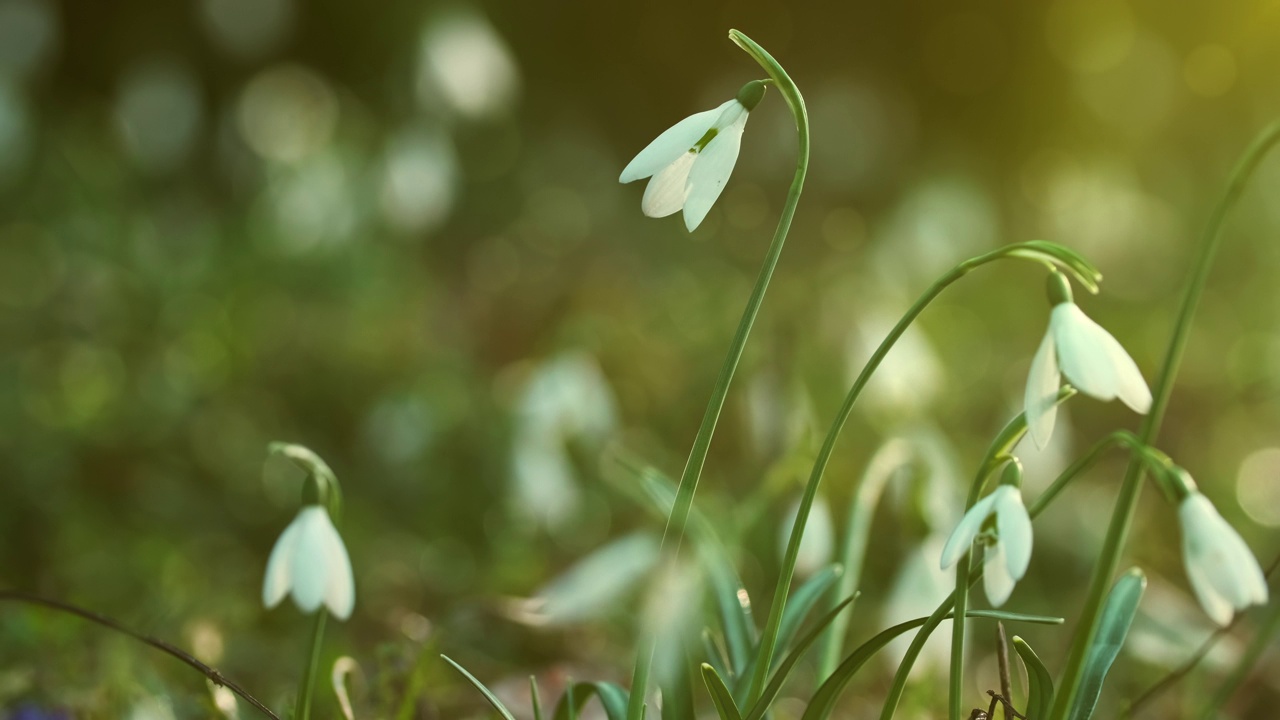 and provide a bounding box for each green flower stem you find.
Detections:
[751,242,1090,706]
[1198,592,1280,719]
[624,30,809,720]
[294,612,327,720]
[1047,121,1280,720]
